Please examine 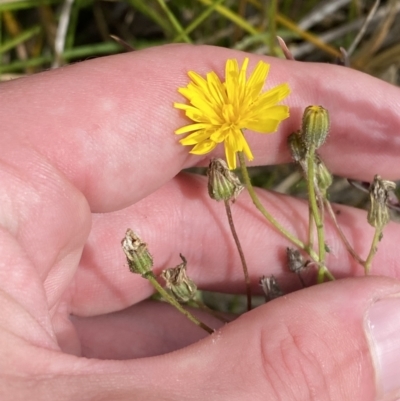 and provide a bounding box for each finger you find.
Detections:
[0,149,91,305]
[22,277,400,401]
[72,173,400,315]
[151,277,400,401]
[71,300,228,359]
[1,45,399,214]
